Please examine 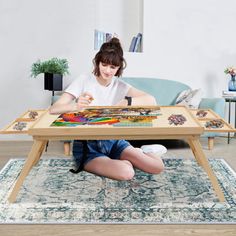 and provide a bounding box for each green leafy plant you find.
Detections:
[31,58,69,78]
